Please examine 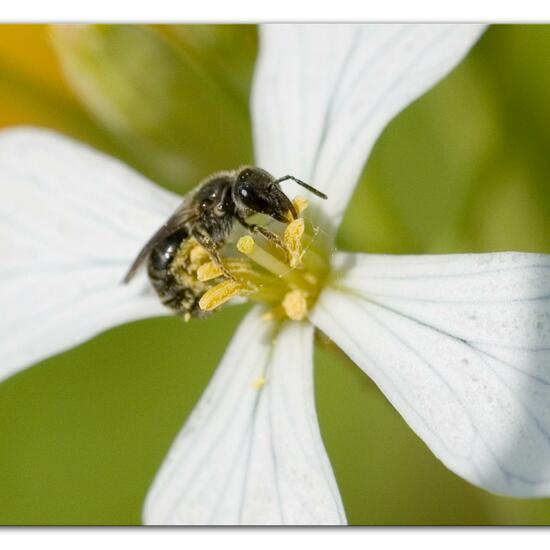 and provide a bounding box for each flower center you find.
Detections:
[191,197,329,321]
